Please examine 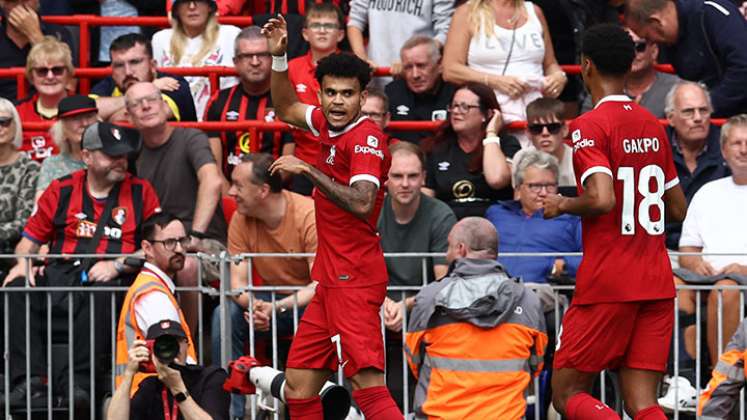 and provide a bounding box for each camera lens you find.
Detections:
[153,335,180,362]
